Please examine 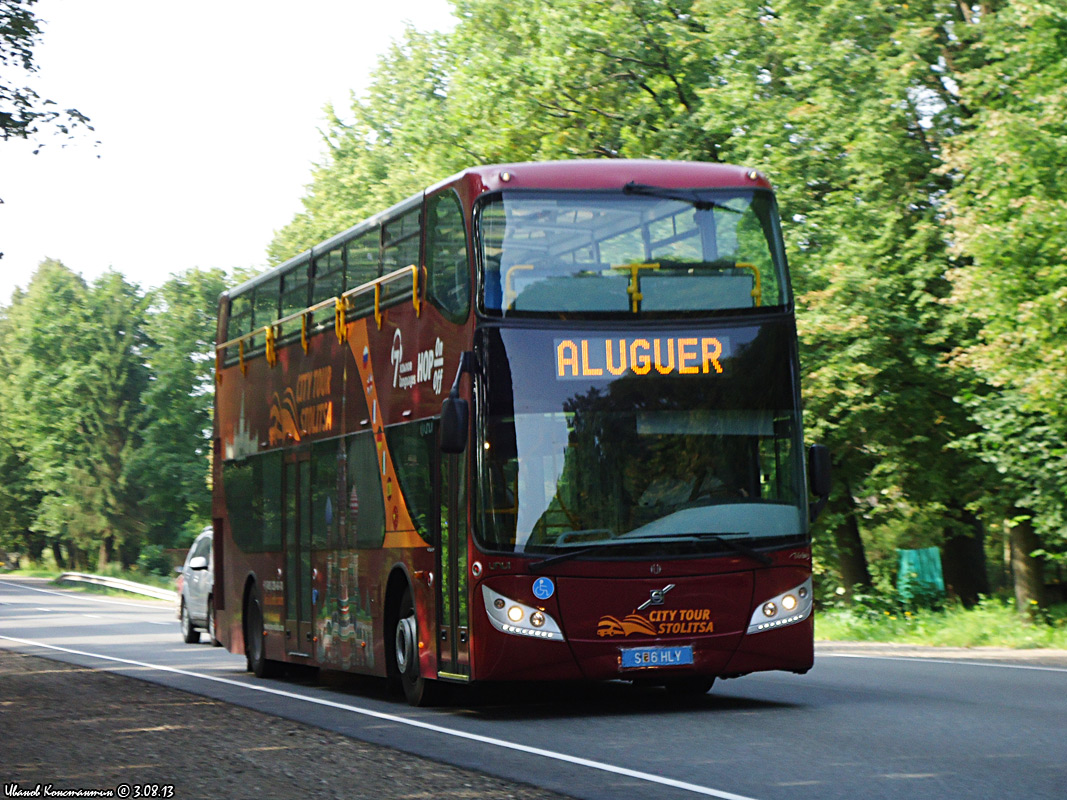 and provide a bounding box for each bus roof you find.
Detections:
[432,159,772,196]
